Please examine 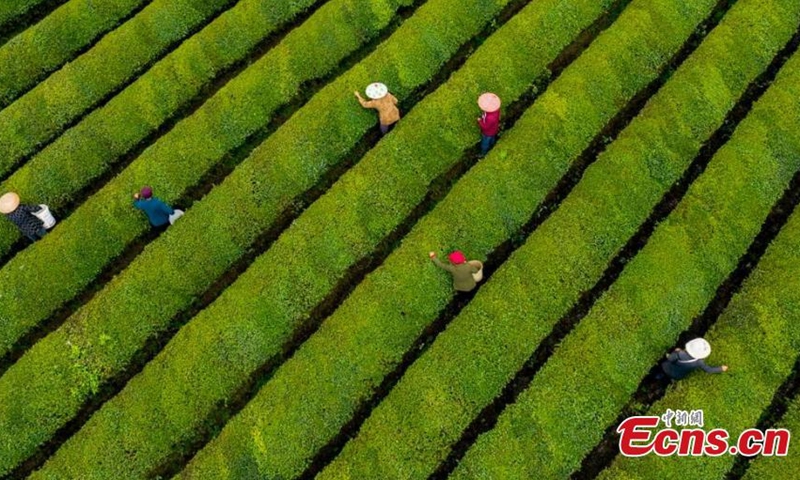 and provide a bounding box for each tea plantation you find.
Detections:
[0,0,799,478]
